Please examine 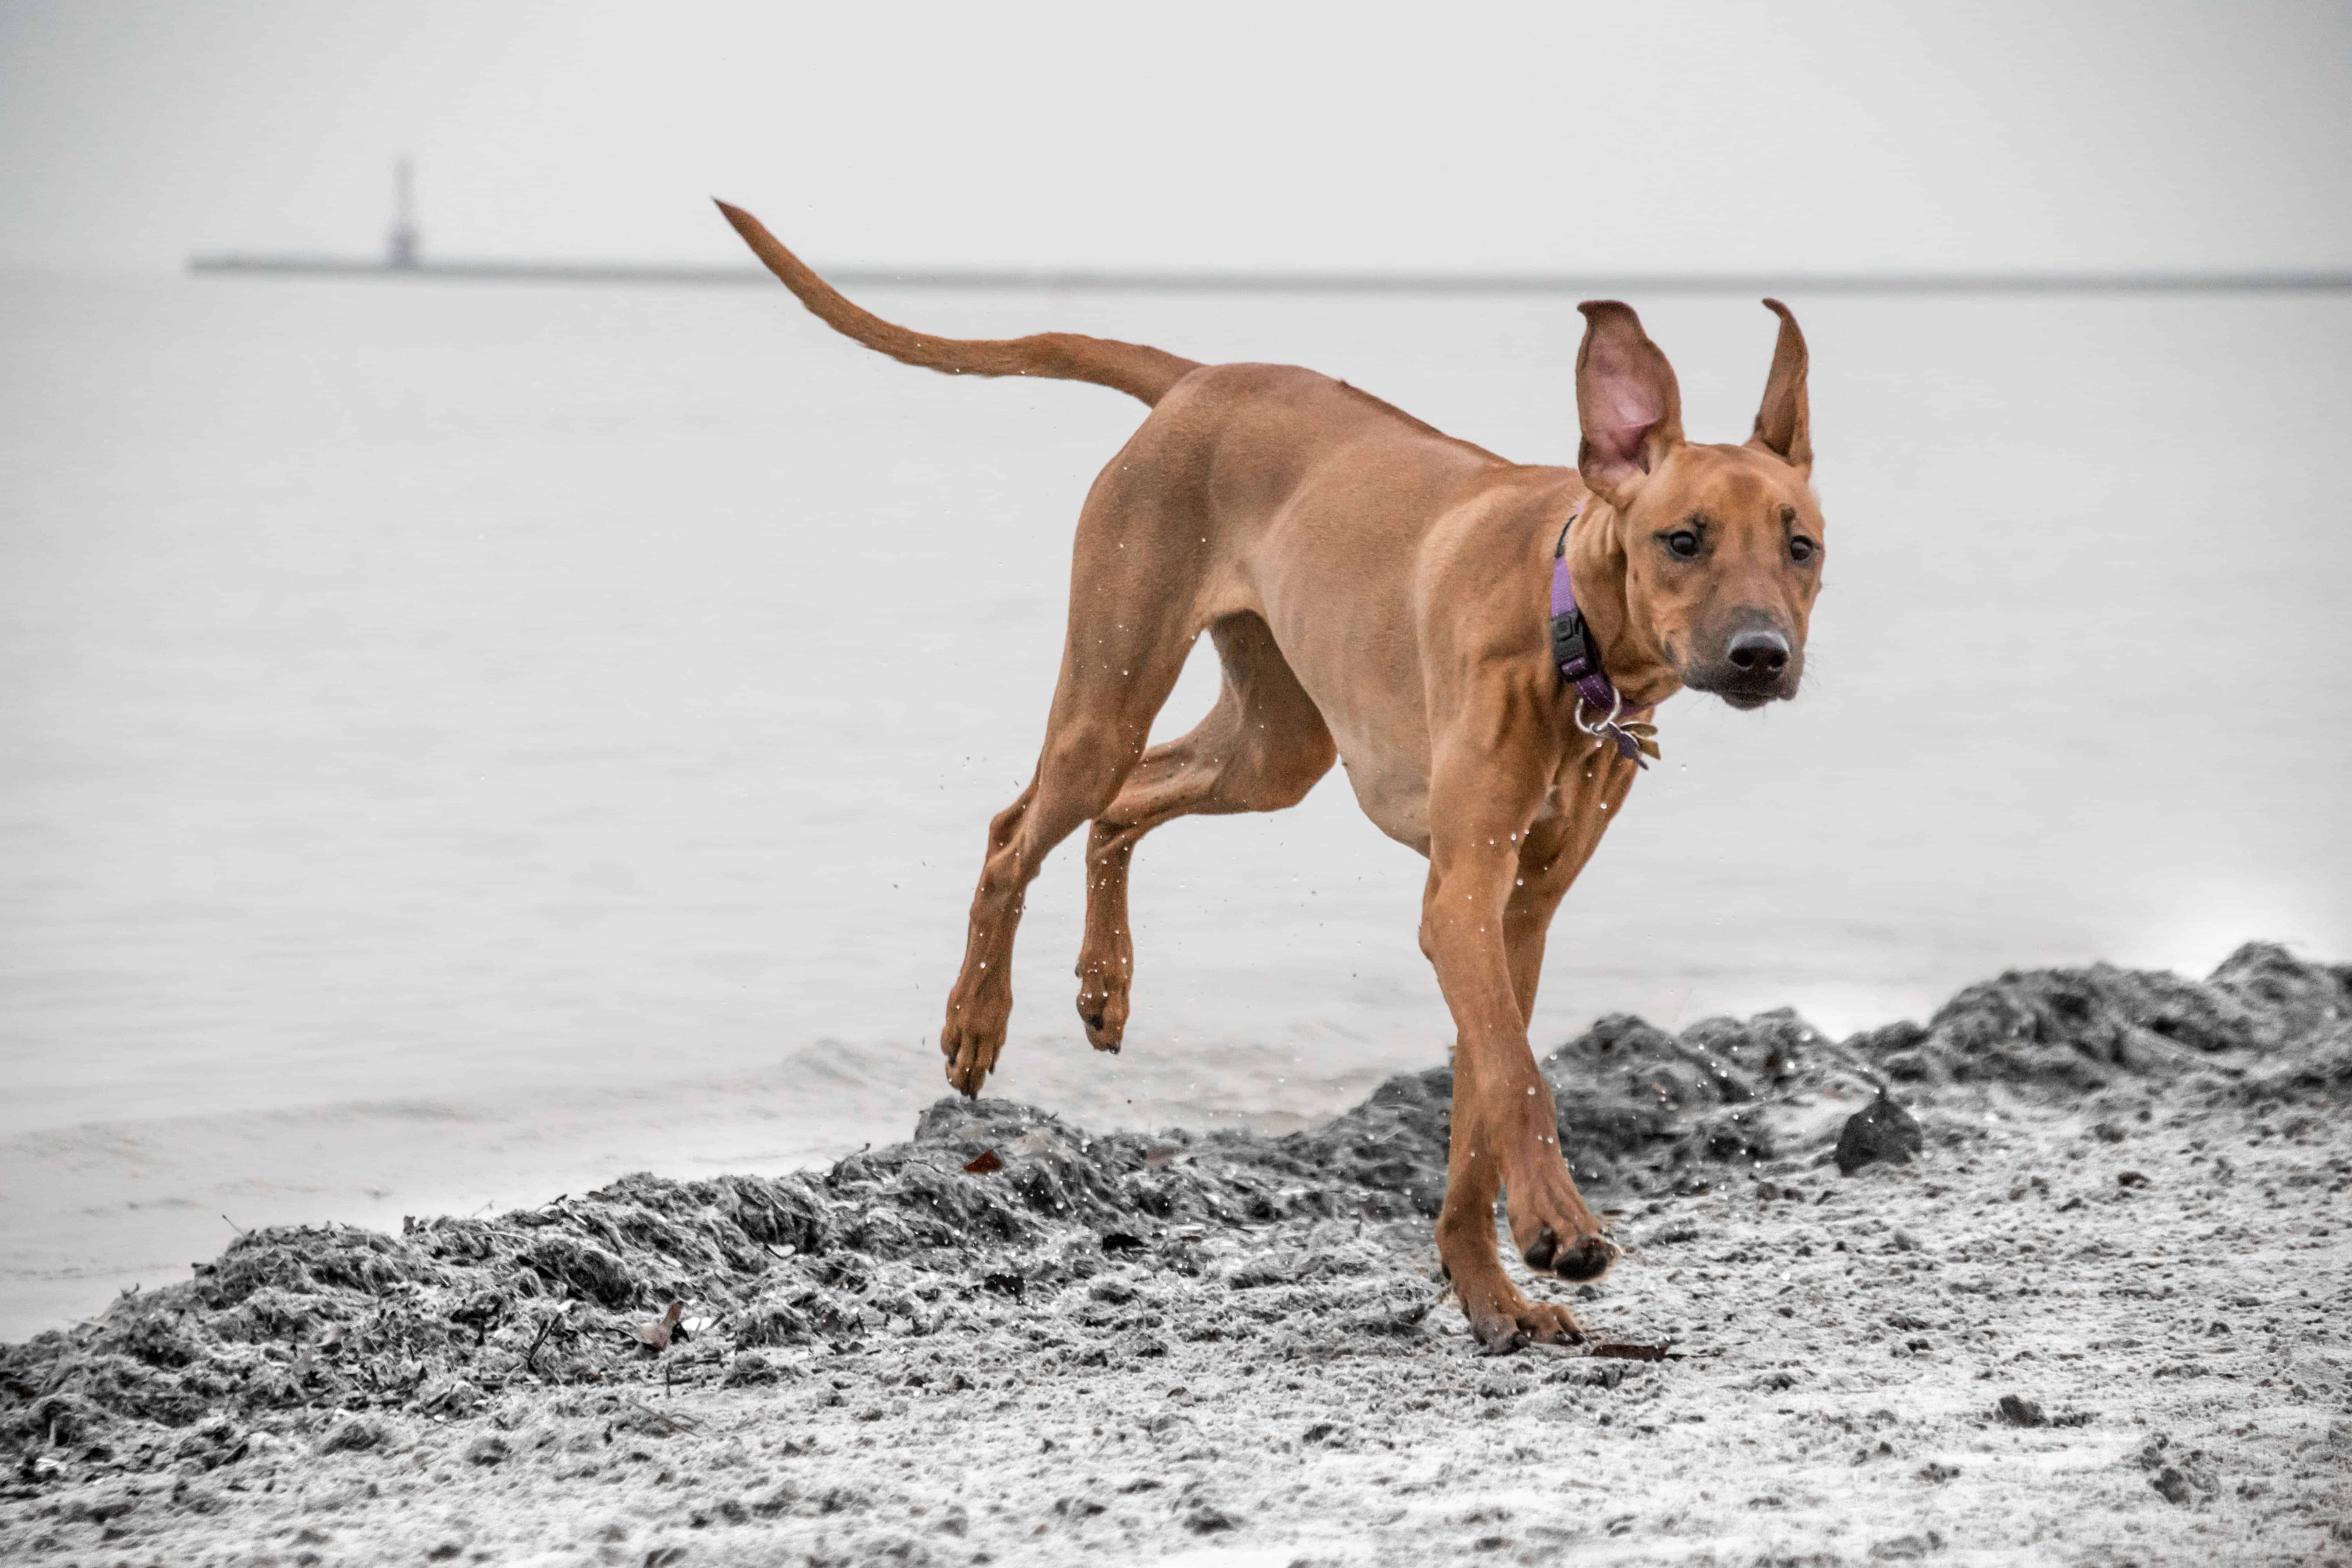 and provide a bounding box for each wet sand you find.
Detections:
[4,946,2347,1565]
